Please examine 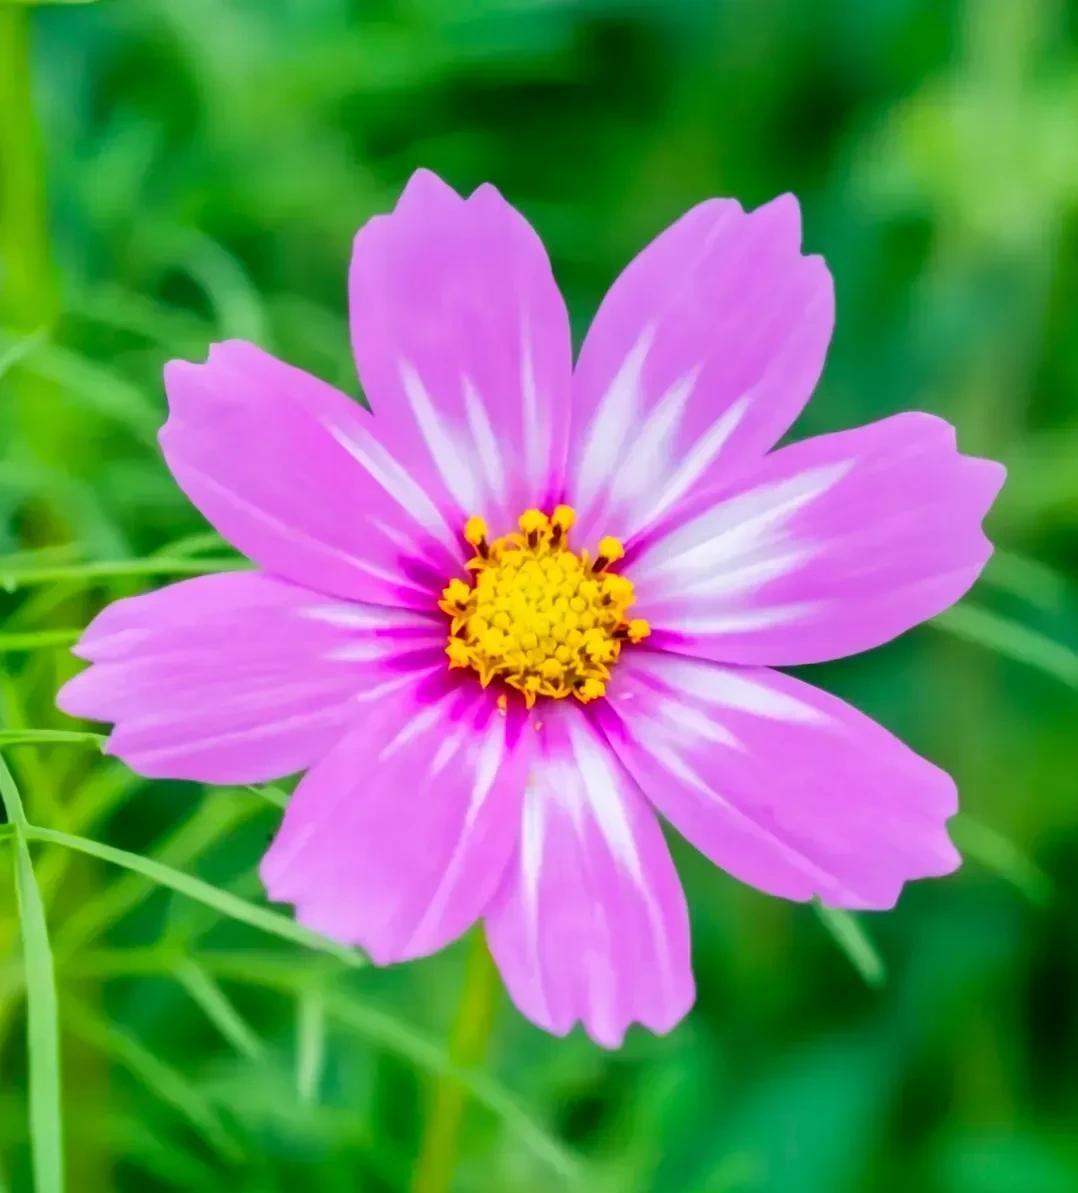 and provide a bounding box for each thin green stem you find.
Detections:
[0,5,57,331]
[0,556,247,591]
[0,629,81,653]
[411,930,501,1193]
